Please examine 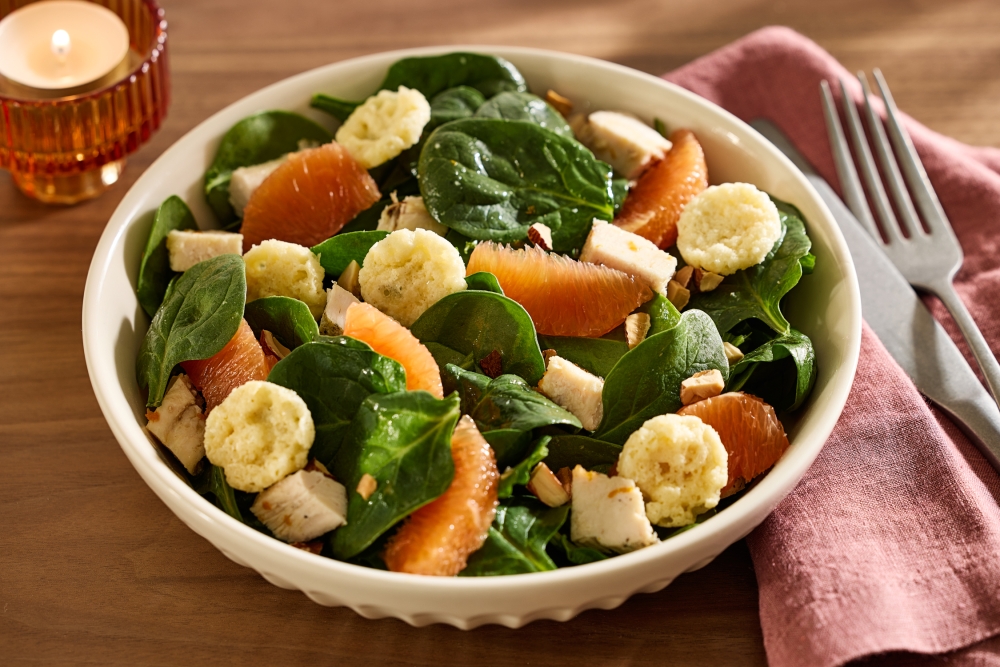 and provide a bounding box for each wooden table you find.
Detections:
[3,1,999,664]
